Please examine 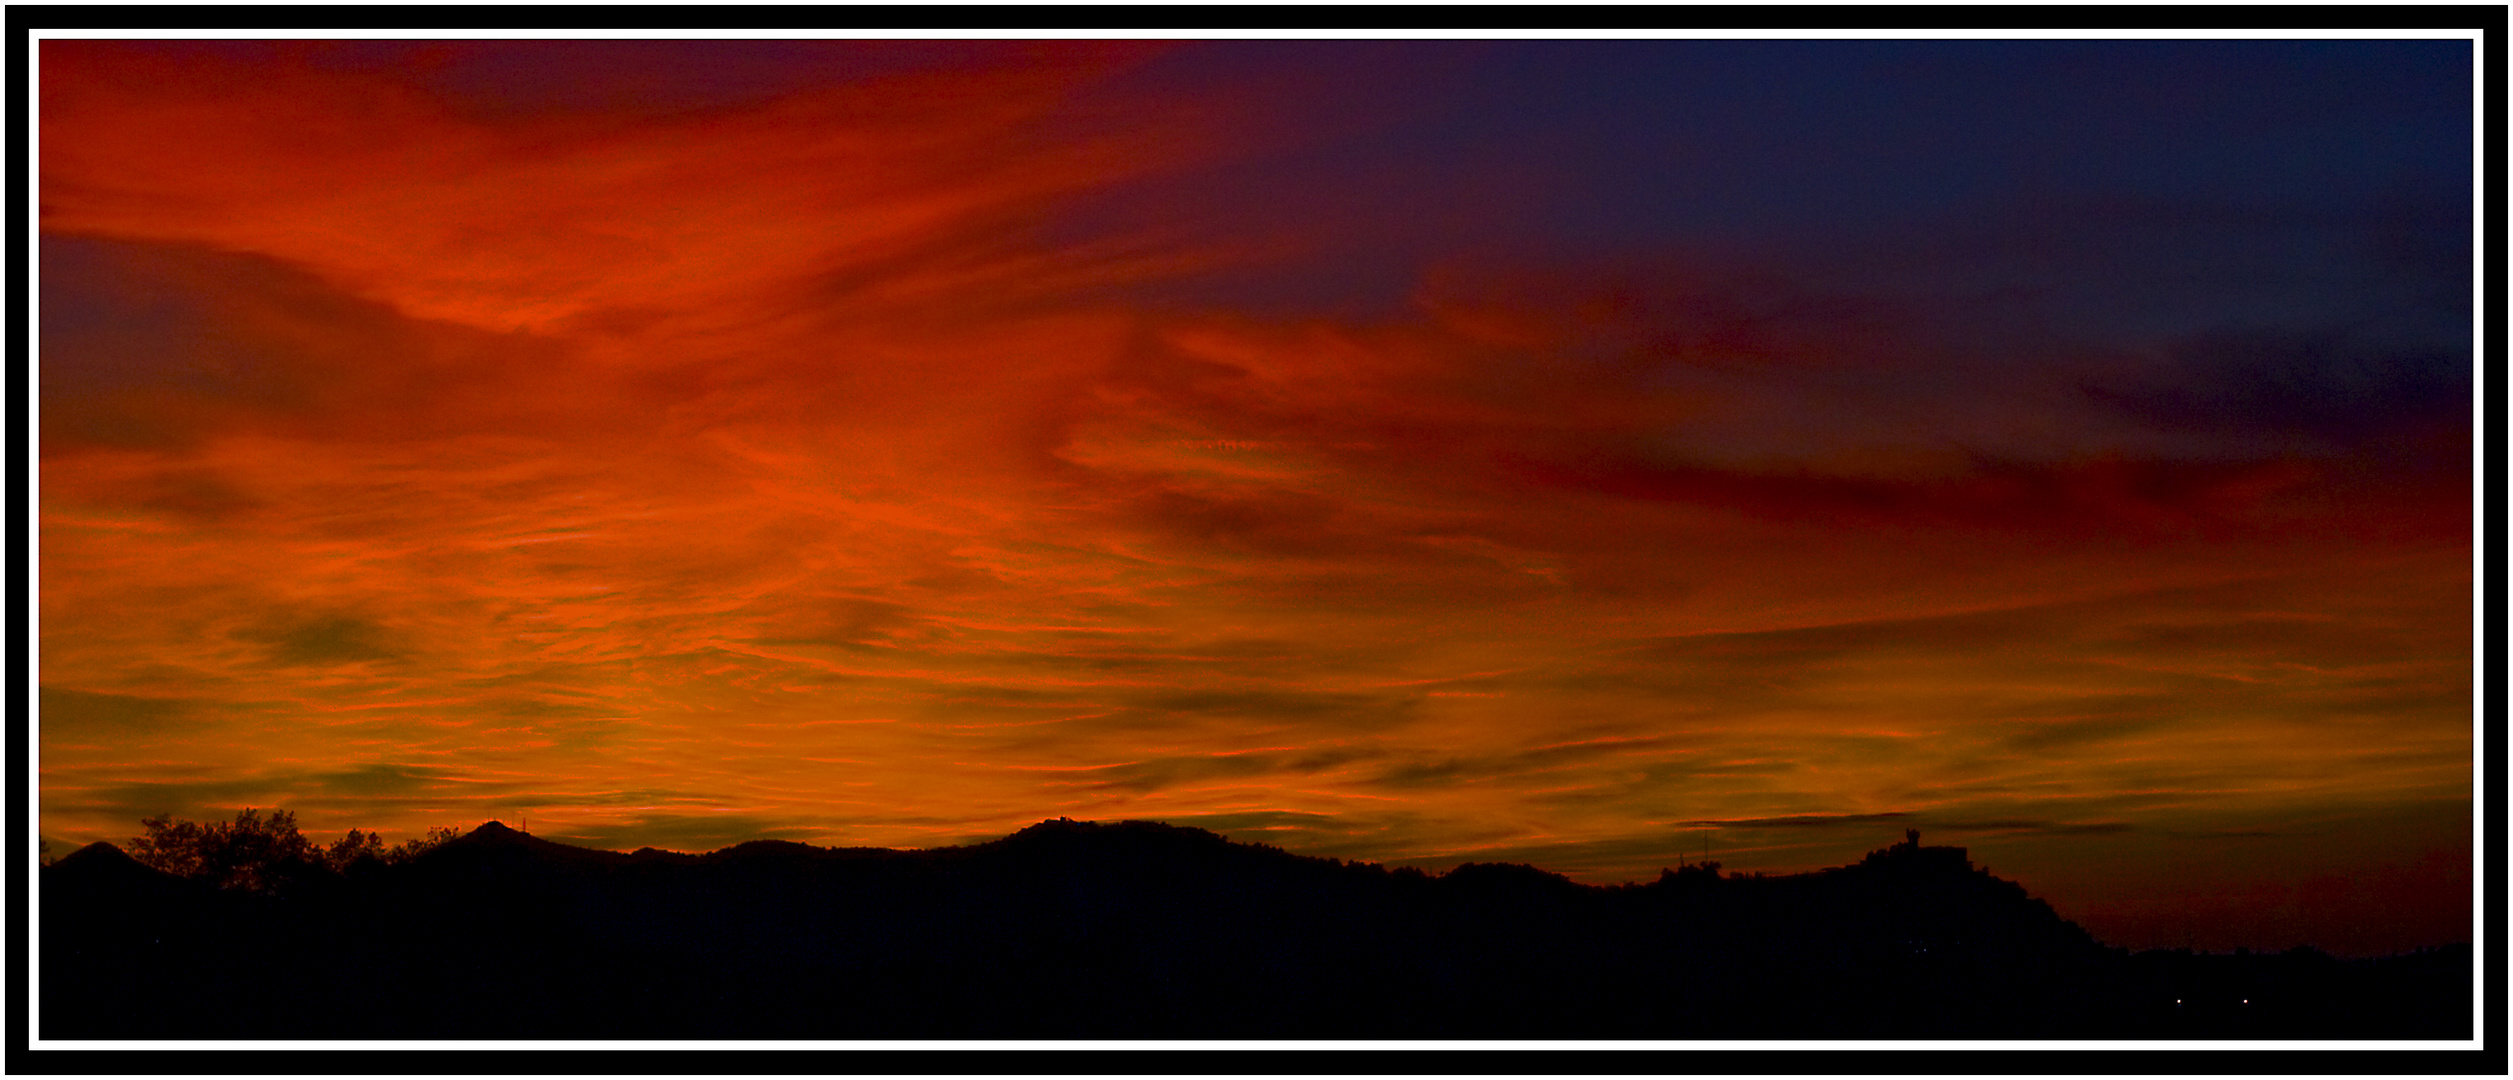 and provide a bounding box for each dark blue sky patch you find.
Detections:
[2085,328,2471,450]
